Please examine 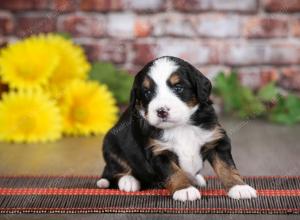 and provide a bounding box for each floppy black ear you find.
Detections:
[188,66,212,103]
[129,87,137,110]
